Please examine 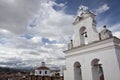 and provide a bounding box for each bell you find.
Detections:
[85,33,87,37]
